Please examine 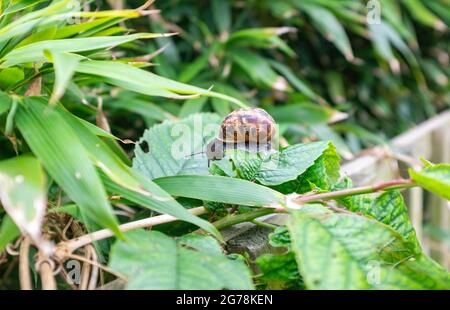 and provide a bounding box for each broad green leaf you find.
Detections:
[410,164,450,200]
[256,252,302,287]
[268,226,291,248]
[0,67,24,90]
[133,113,221,179]
[288,205,450,289]
[342,191,420,252]
[15,97,121,237]
[1,33,168,67]
[0,155,48,249]
[0,214,20,253]
[154,175,284,207]
[75,60,245,106]
[221,141,339,189]
[109,230,254,289]
[177,233,223,256]
[45,51,83,104]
